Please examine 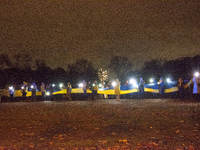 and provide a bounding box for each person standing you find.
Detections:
[31,82,37,101]
[152,78,158,98]
[138,78,145,99]
[185,73,200,101]
[158,77,165,99]
[177,78,185,100]
[40,82,45,101]
[9,86,14,101]
[21,82,27,101]
[114,79,120,101]
[66,82,72,101]
[82,80,87,100]
[92,81,98,100]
